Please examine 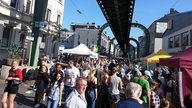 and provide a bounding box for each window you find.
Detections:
[46,9,51,21]
[26,0,31,14]
[10,0,17,8]
[42,34,46,42]
[174,35,180,48]
[57,14,61,25]
[1,27,11,47]
[168,37,173,48]
[181,32,189,46]
[19,33,25,46]
[190,30,192,45]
